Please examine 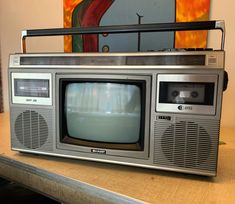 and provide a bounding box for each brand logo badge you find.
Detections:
[91,149,106,154]
[178,105,193,111]
[158,116,171,121]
